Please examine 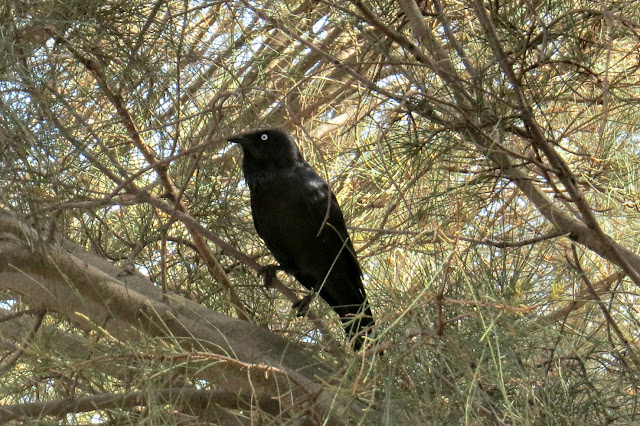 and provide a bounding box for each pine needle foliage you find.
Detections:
[0,0,640,423]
